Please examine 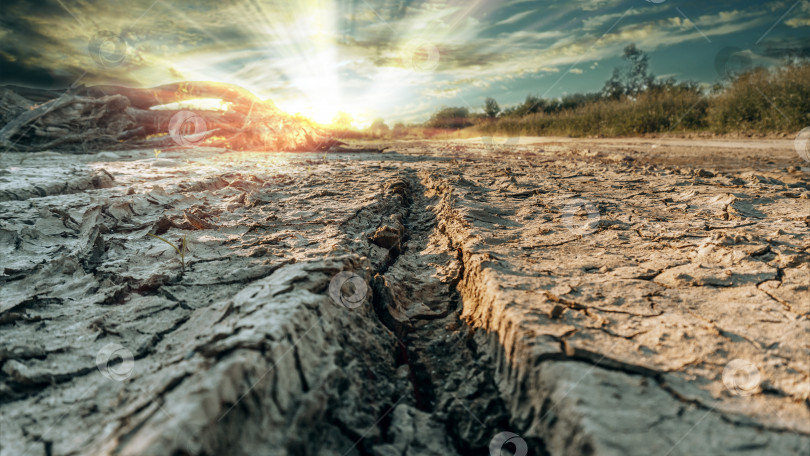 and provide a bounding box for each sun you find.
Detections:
[281,102,341,126]
[277,98,373,129]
